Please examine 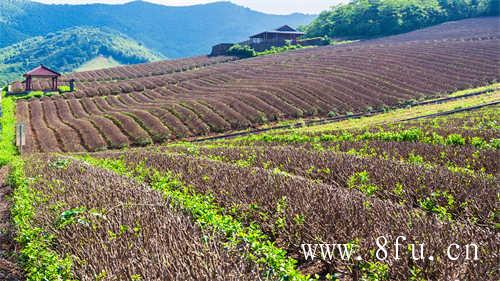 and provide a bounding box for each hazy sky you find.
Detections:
[32,0,348,15]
